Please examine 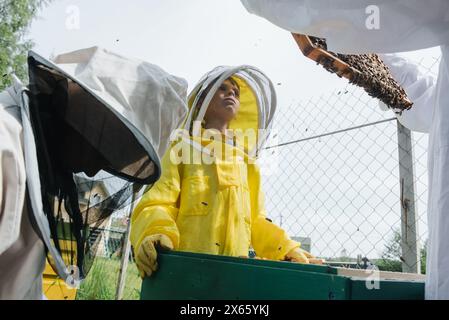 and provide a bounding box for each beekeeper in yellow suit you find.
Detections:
[131,65,318,277]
